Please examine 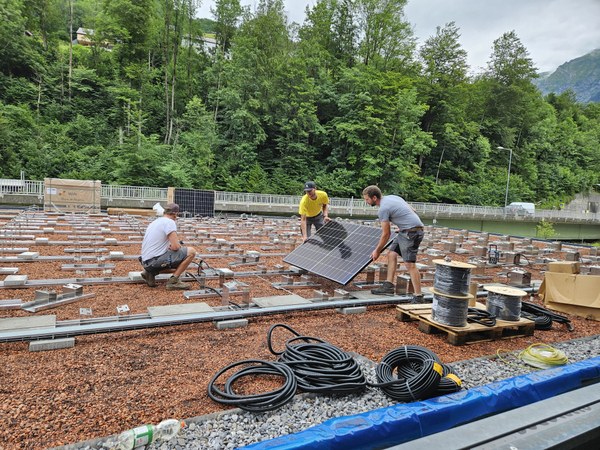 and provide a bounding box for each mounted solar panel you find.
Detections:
[174,188,215,217]
[283,221,392,285]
